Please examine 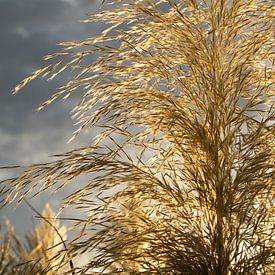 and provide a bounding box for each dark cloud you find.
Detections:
[0,0,100,234]
[0,0,95,32]
[0,0,99,88]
